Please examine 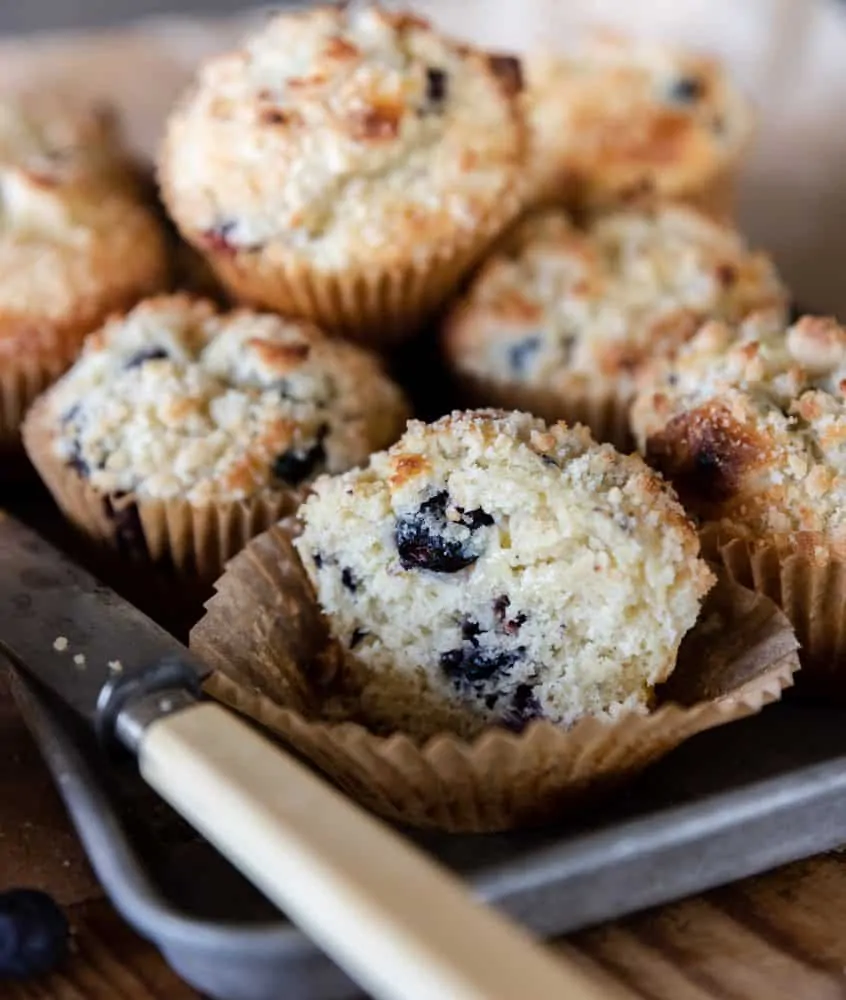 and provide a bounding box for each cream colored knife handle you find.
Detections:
[130,697,612,1000]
